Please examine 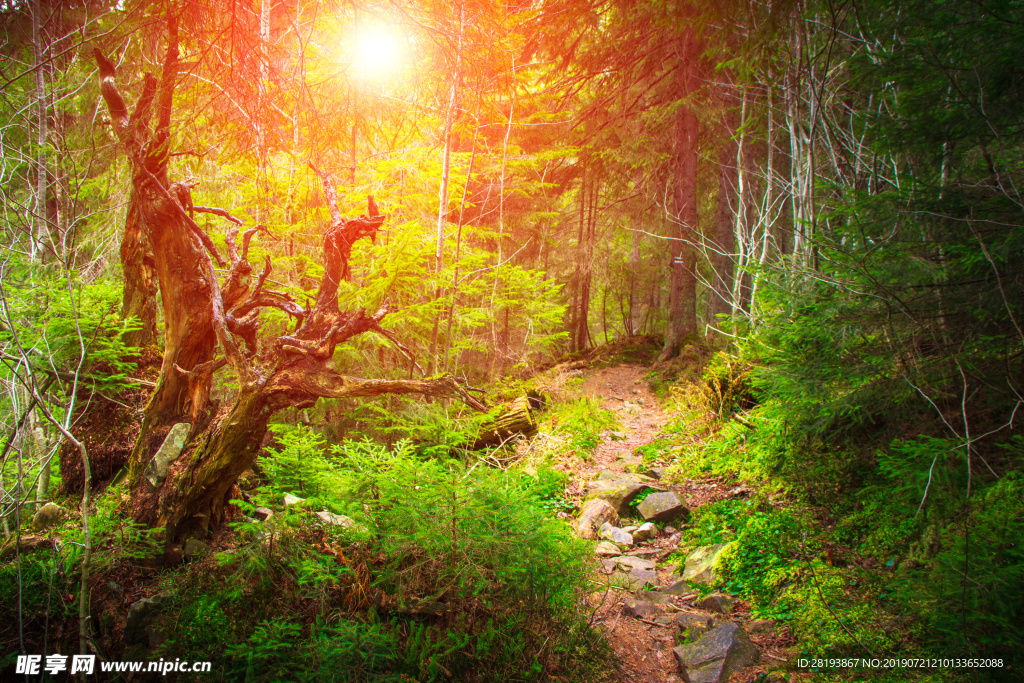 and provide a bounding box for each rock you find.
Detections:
[253,507,274,521]
[676,612,715,632]
[636,590,674,606]
[124,594,171,647]
[621,525,639,533]
[682,543,730,584]
[699,593,737,614]
[32,502,61,529]
[316,510,361,530]
[746,619,776,635]
[283,493,305,507]
[594,541,622,556]
[577,499,619,540]
[599,522,634,547]
[641,466,666,480]
[147,622,168,649]
[183,538,209,559]
[596,471,617,480]
[623,595,666,619]
[636,491,689,523]
[664,526,678,535]
[627,567,658,590]
[615,555,657,572]
[600,558,619,574]
[660,579,693,596]
[672,622,759,683]
[585,476,657,515]
[144,423,191,487]
[632,522,658,542]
